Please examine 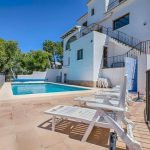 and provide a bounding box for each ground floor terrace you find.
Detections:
[0,92,149,150]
